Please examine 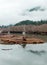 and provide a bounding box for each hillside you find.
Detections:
[15,20,47,26]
